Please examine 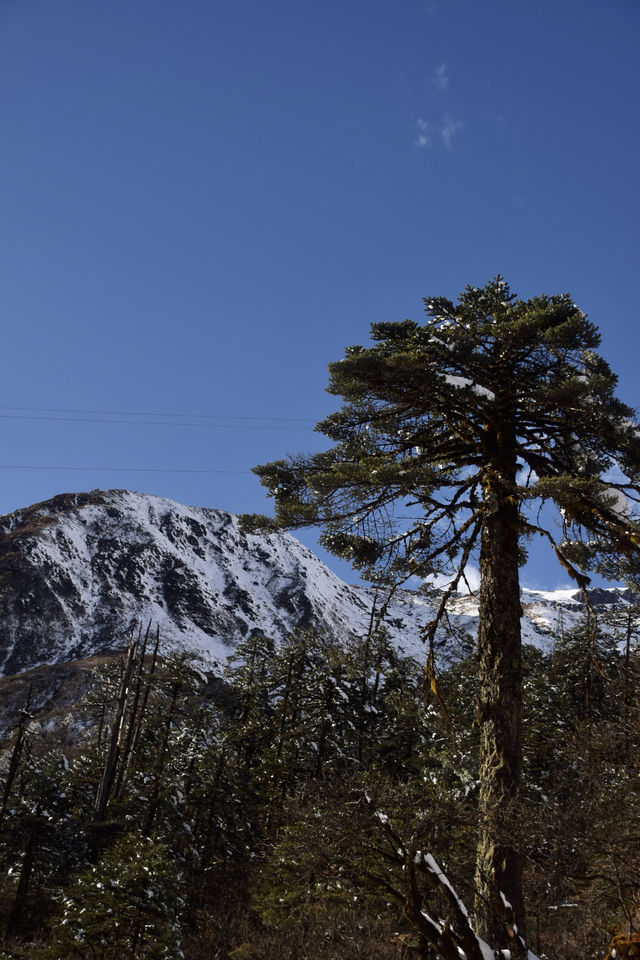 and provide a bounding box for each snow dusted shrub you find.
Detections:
[37,834,184,959]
